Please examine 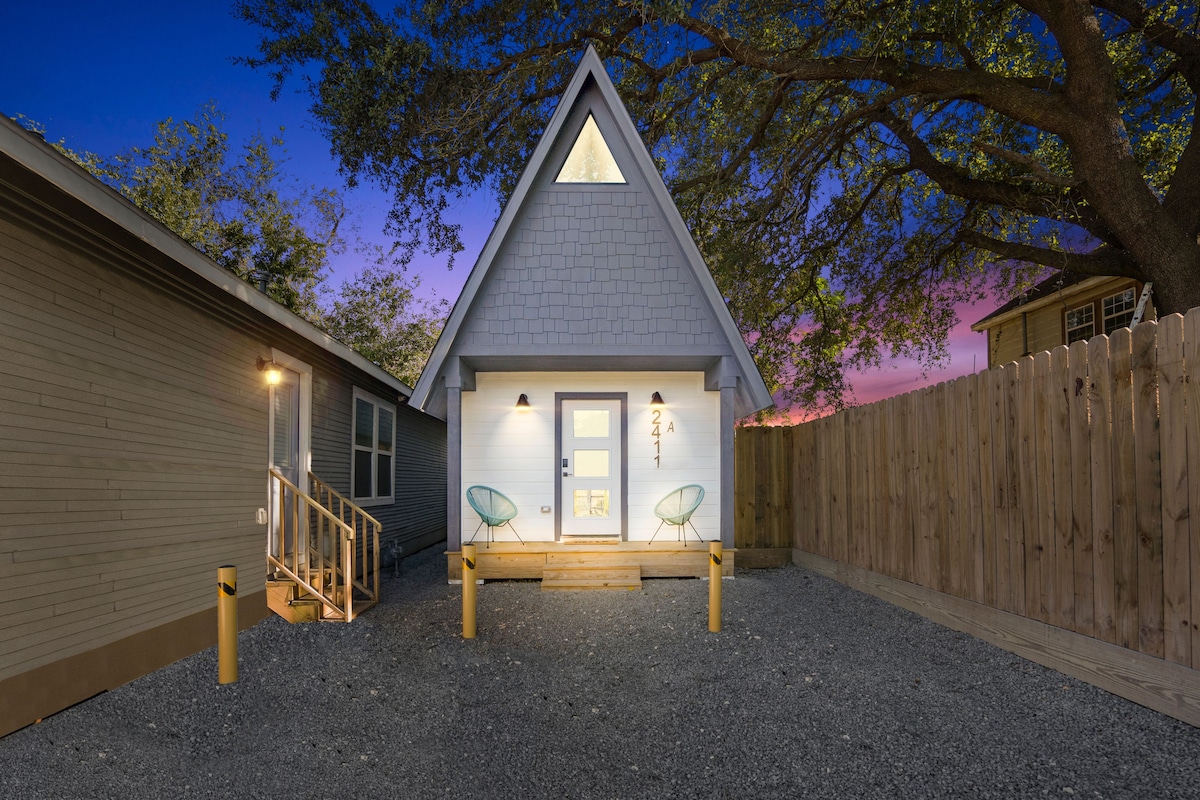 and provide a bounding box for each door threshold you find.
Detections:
[559,535,622,545]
